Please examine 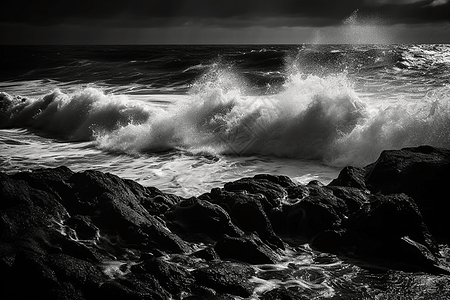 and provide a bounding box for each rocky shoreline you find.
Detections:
[1,145,450,299]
